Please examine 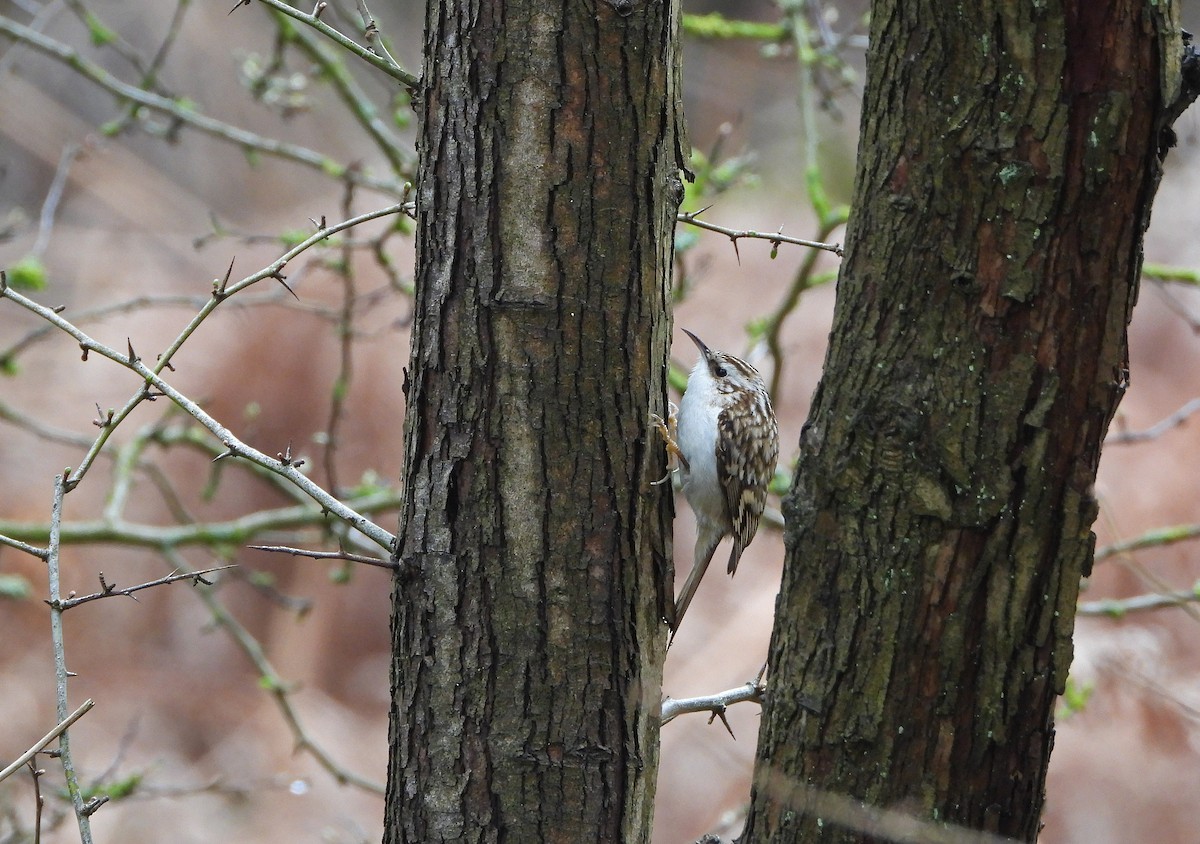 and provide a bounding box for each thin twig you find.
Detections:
[322,184,358,495]
[0,202,406,492]
[1078,587,1200,617]
[1106,397,1200,444]
[50,565,236,611]
[32,143,80,259]
[0,317,399,554]
[29,756,45,844]
[1095,523,1200,562]
[0,699,95,785]
[248,544,396,570]
[353,0,404,72]
[0,14,406,196]
[661,680,766,727]
[281,13,411,176]
[0,489,401,550]
[248,0,418,88]
[63,0,194,137]
[1,293,245,367]
[764,213,845,398]
[0,397,110,452]
[677,208,844,256]
[46,475,94,843]
[0,531,49,560]
[162,548,386,794]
